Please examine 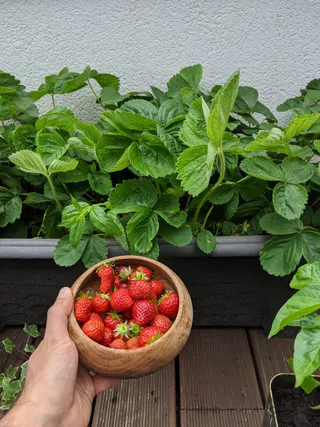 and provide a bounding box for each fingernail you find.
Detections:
[57,287,70,299]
